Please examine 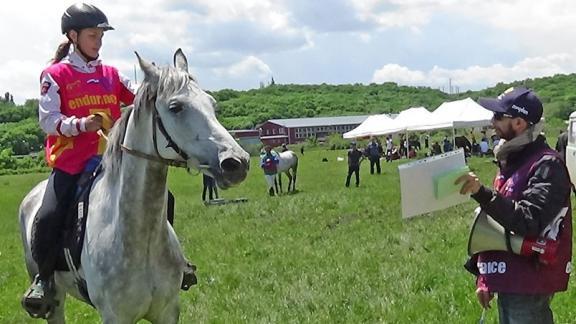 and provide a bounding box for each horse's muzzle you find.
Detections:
[217,156,249,188]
